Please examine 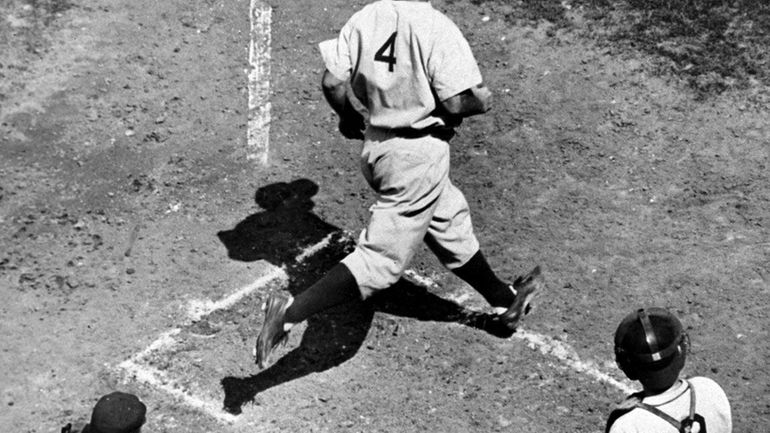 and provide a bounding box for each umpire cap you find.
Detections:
[83,392,146,433]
